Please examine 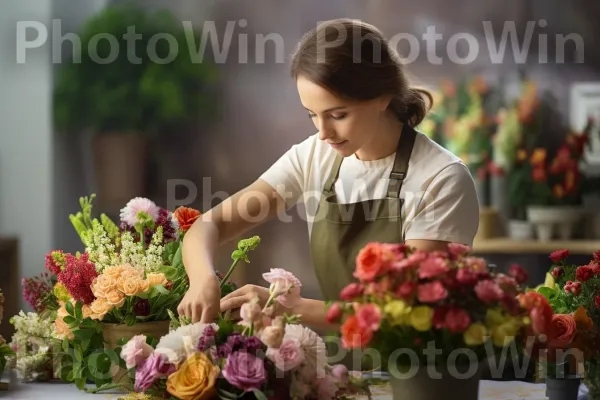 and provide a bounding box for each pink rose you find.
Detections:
[331,364,349,387]
[120,334,153,369]
[391,250,427,271]
[355,304,381,331]
[240,300,262,325]
[317,374,339,399]
[395,281,417,300]
[261,324,285,349]
[475,280,503,303]
[444,308,471,333]
[448,243,471,257]
[266,338,305,371]
[340,283,364,301]
[262,268,303,308]
[456,268,478,286]
[417,281,448,303]
[418,257,449,279]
